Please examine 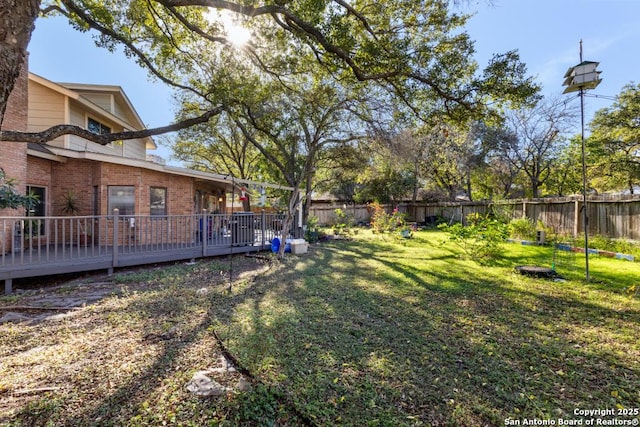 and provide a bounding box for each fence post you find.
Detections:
[112,208,119,269]
[202,209,208,257]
